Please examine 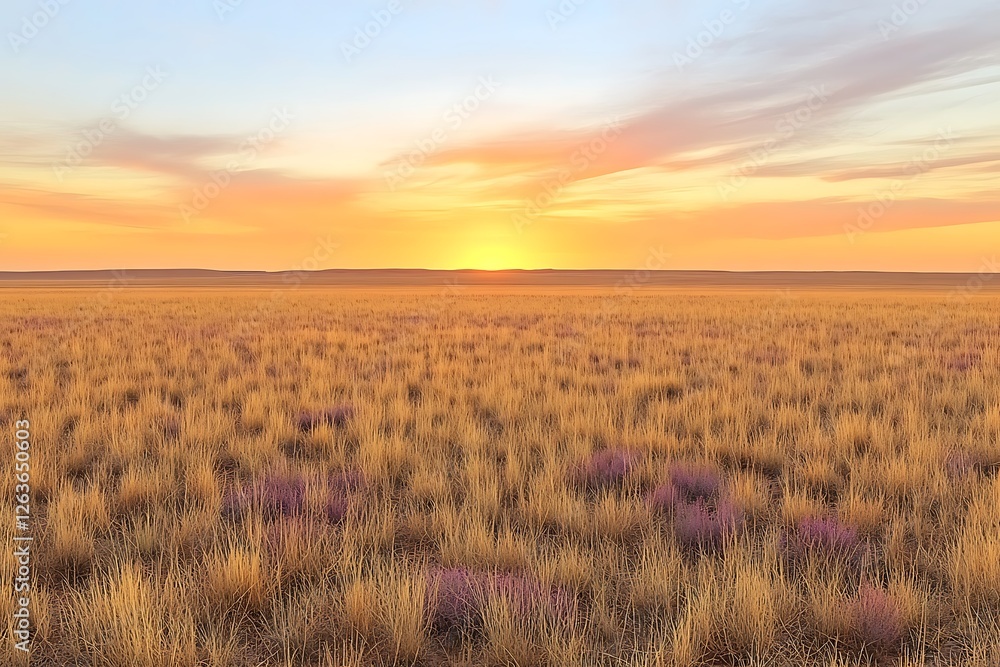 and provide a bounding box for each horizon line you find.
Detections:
[2,267,999,276]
